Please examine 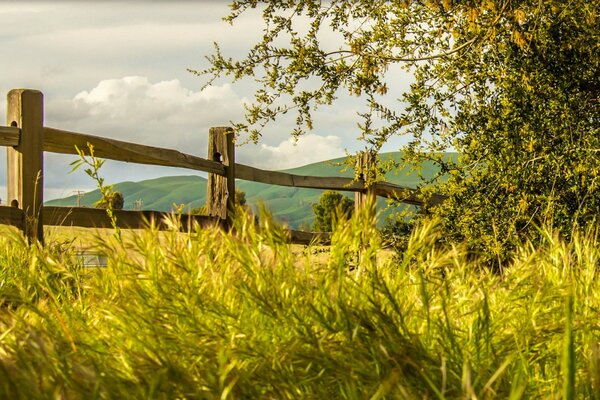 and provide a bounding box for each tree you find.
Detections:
[197,1,599,261]
[95,191,124,210]
[312,190,354,232]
